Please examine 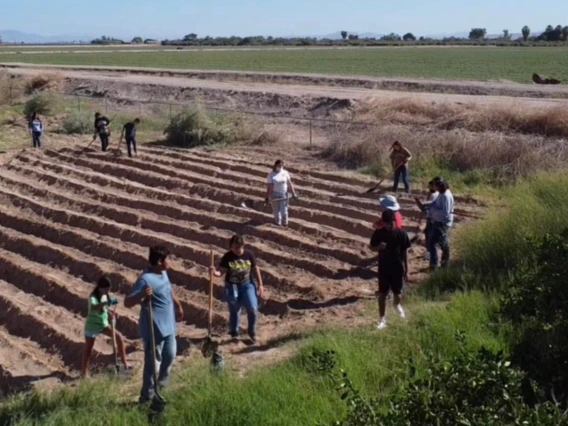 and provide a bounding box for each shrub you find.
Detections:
[23,93,57,118]
[502,230,568,403]
[61,112,93,134]
[164,107,279,148]
[24,73,62,95]
[328,334,567,426]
